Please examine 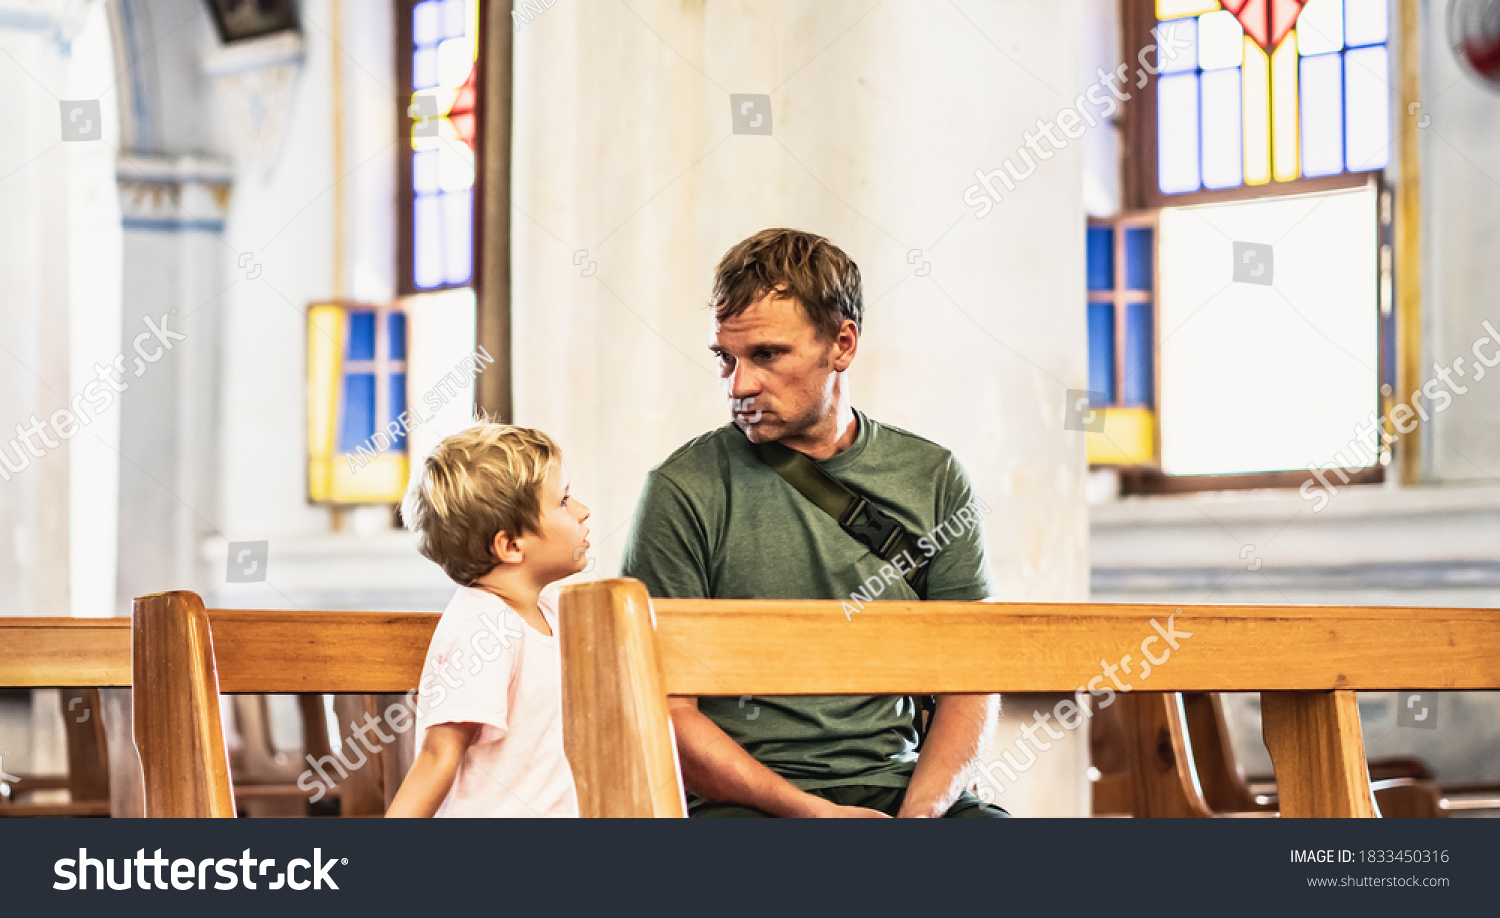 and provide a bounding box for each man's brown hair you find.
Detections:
[710,228,863,340]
